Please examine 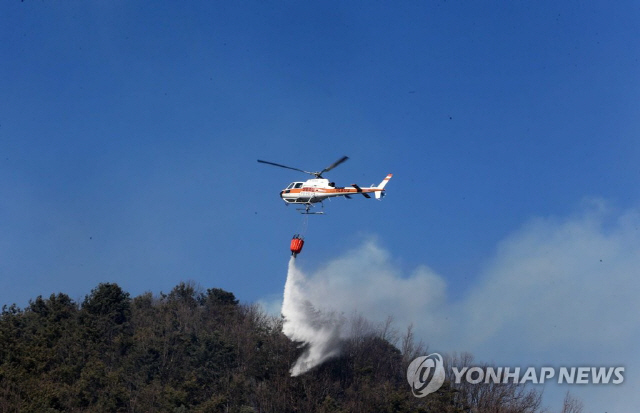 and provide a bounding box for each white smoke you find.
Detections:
[270,200,640,410]
[281,257,344,376]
